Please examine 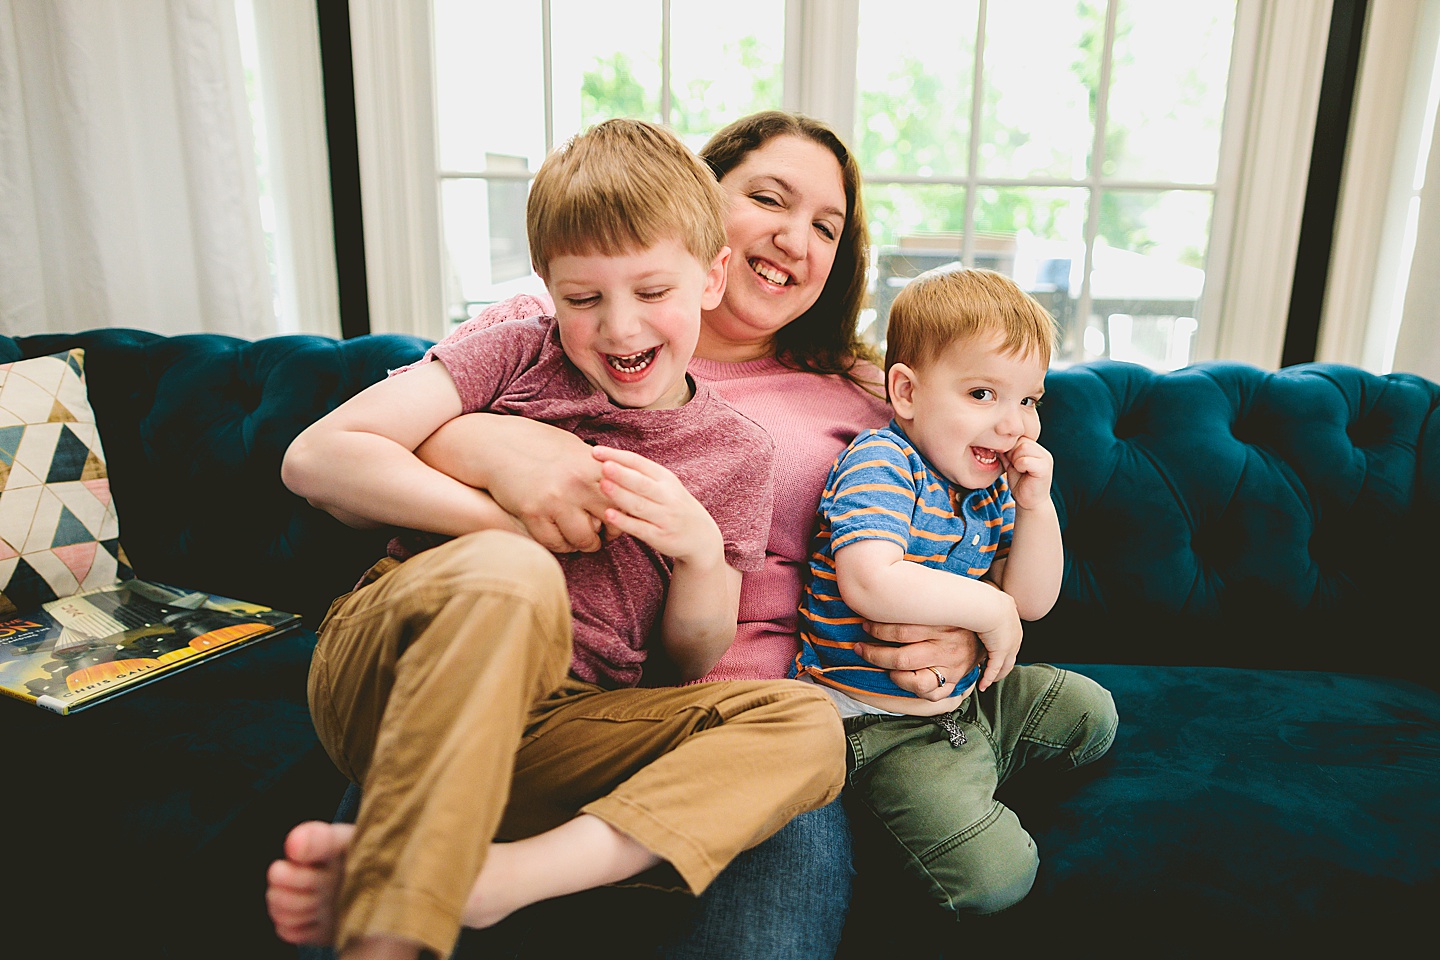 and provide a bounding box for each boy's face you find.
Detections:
[888,332,1046,489]
[546,237,729,410]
